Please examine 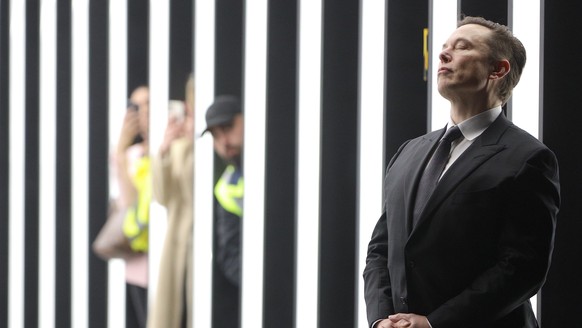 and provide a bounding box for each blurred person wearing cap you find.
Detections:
[204,95,243,327]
